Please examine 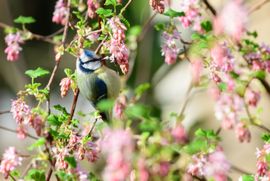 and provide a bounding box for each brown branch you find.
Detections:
[0,125,38,140]
[137,12,157,42]
[202,0,217,16]
[88,117,99,137]
[67,88,80,124]
[258,78,270,96]
[0,110,10,115]
[231,164,253,175]
[249,0,270,14]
